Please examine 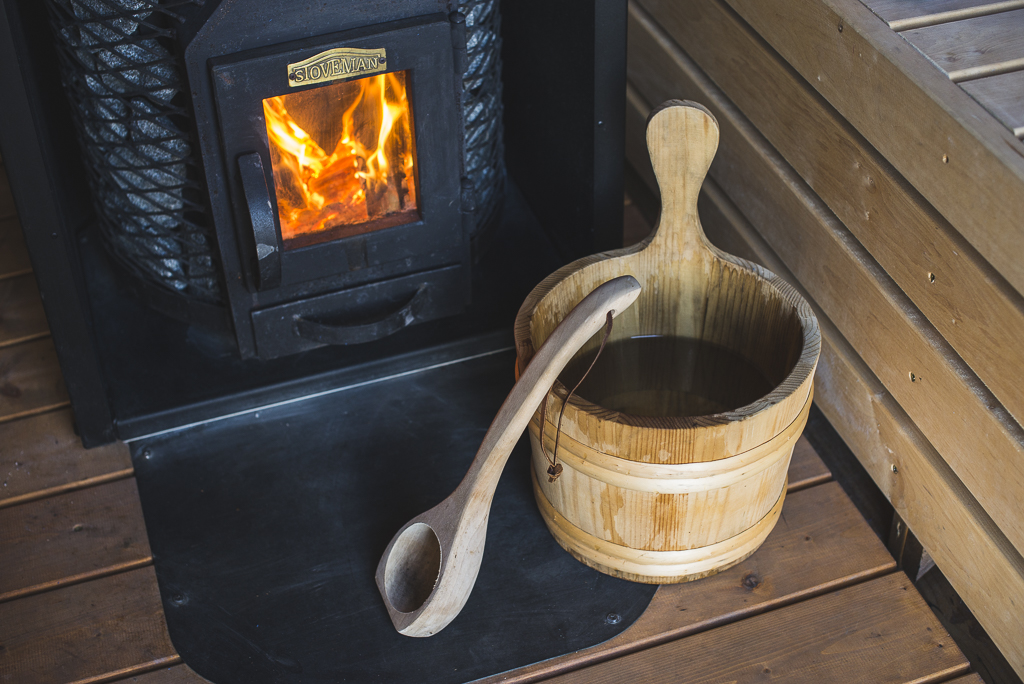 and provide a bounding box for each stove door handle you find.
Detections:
[294,283,431,346]
[238,152,282,291]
